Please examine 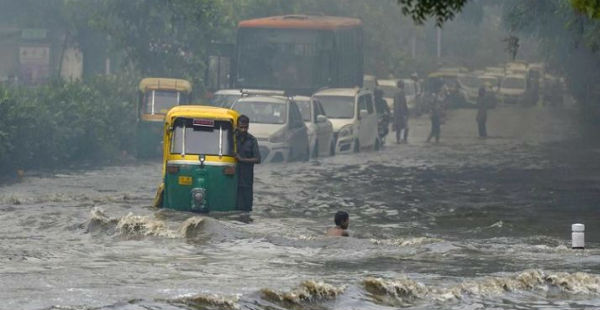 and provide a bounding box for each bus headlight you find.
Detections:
[338,125,353,138]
